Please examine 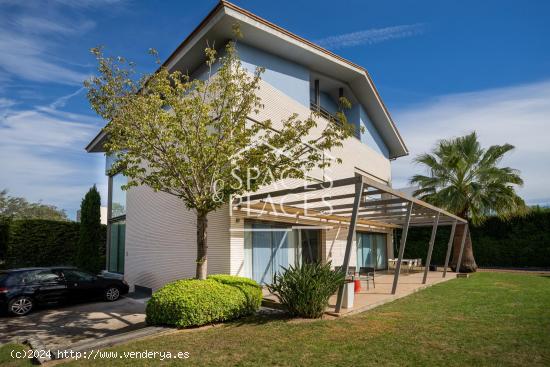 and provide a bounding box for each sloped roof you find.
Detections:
[87,1,409,158]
